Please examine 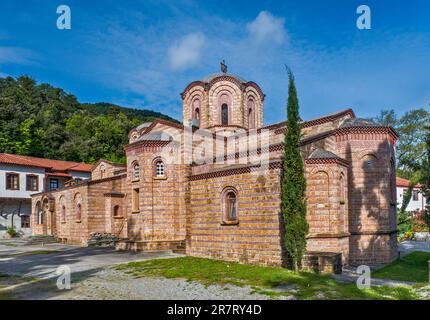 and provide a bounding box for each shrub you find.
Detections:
[6,227,17,237]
